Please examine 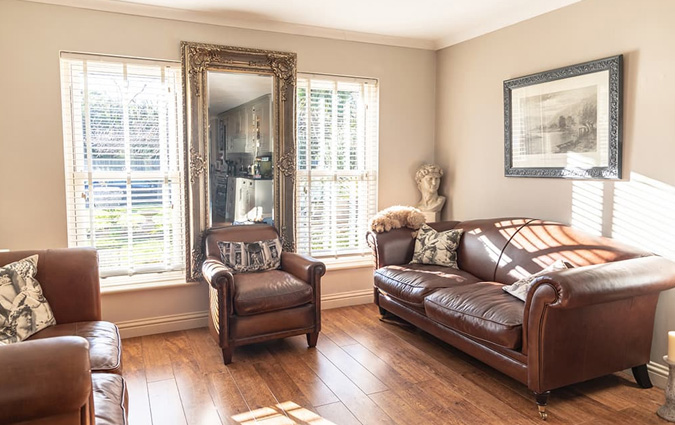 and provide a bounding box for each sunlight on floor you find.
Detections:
[231,401,337,425]
[612,172,675,260]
